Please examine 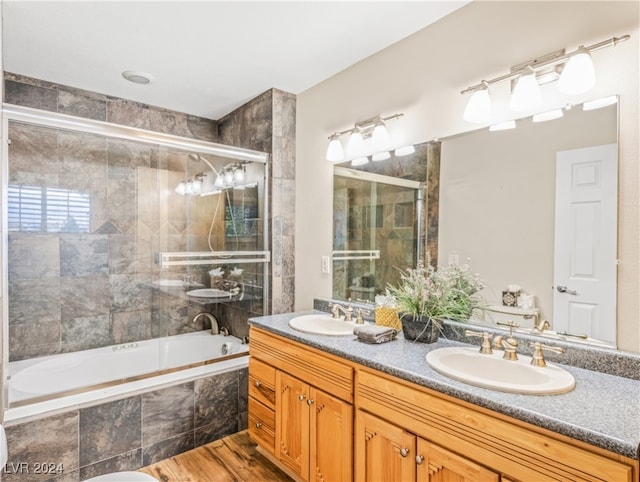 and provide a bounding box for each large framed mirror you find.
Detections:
[332,99,618,348]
